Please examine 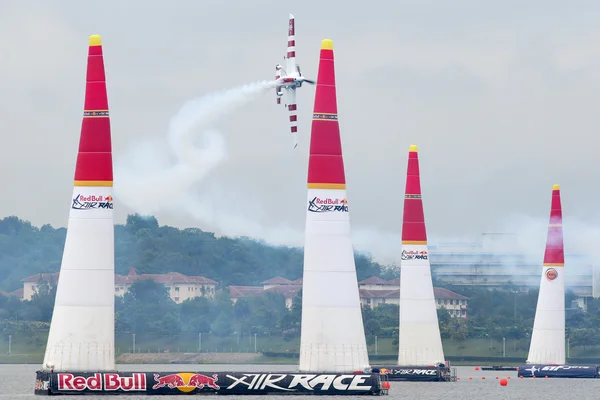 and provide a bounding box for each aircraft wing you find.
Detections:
[285,14,296,76]
[287,88,298,149]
